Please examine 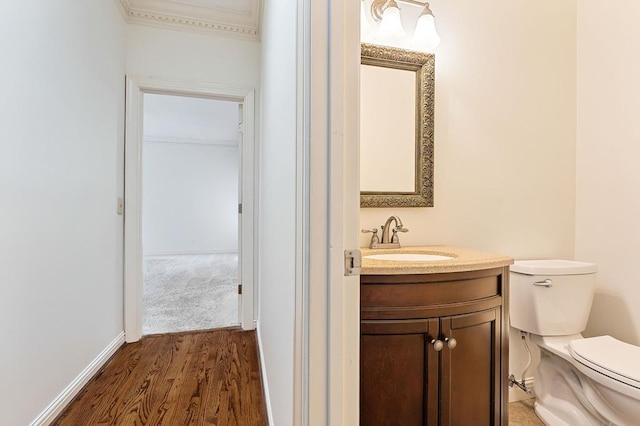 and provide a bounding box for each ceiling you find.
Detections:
[143,93,240,141]
[117,0,262,40]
